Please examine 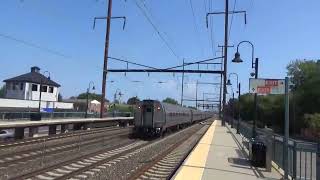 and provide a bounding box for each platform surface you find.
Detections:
[173,120,283,180]
[0,117,133,128]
